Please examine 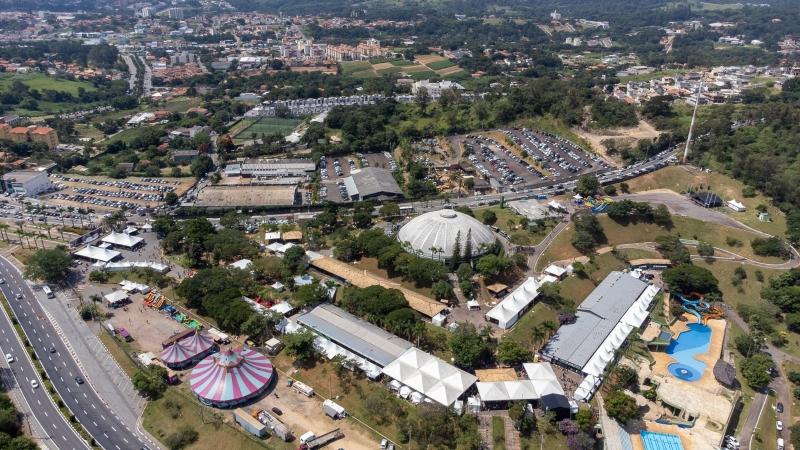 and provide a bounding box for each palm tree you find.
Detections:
[0,223,9,242]
[532,325,546,351]
[542,320,557,339]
